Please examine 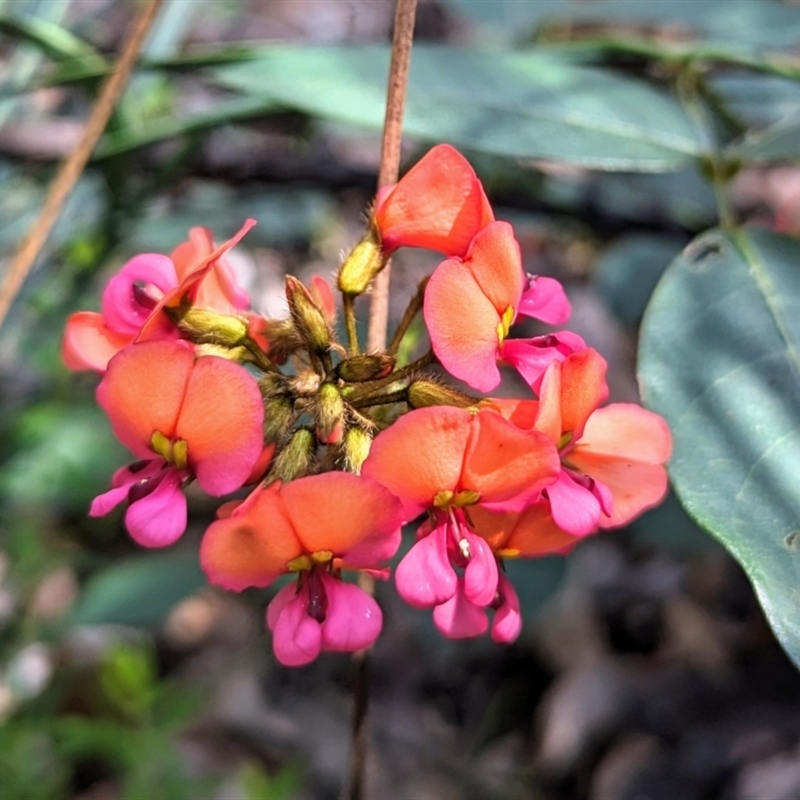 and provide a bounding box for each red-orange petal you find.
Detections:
[175,355,264,496]
[200,484,302,590]
[461,410,560,503]
[463,222,523,315]
[533,362,563,445]
[501,502,578,557]
[424,257,502,392]
[559,349,609,439]
[97,341,193,457]
[575,404,672,464]
[375,144,491,257]
[281,472,403,563]
[62,311,133,372]
[362,406,472,519]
